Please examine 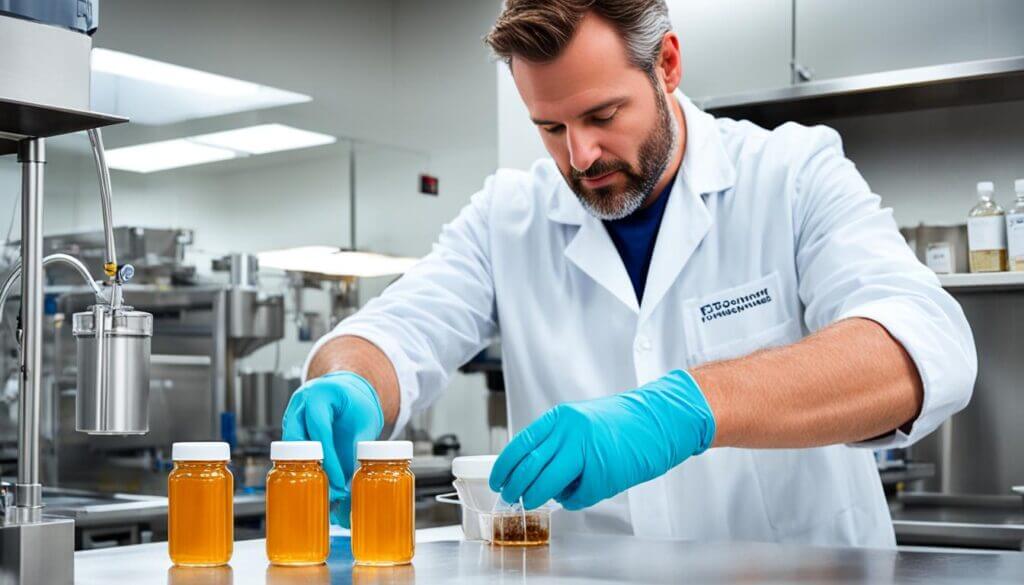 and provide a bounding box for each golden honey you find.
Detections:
[266,451,329,565]
[491,511,551,546]
[351,441,415,566]
[168,442,233,567]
